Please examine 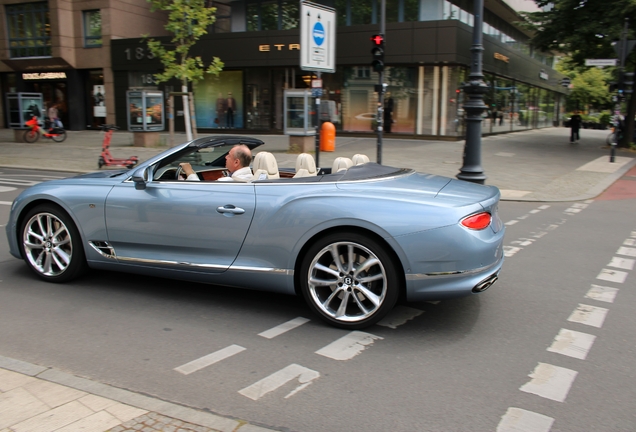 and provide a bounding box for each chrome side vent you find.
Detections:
[88,241,116,259]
